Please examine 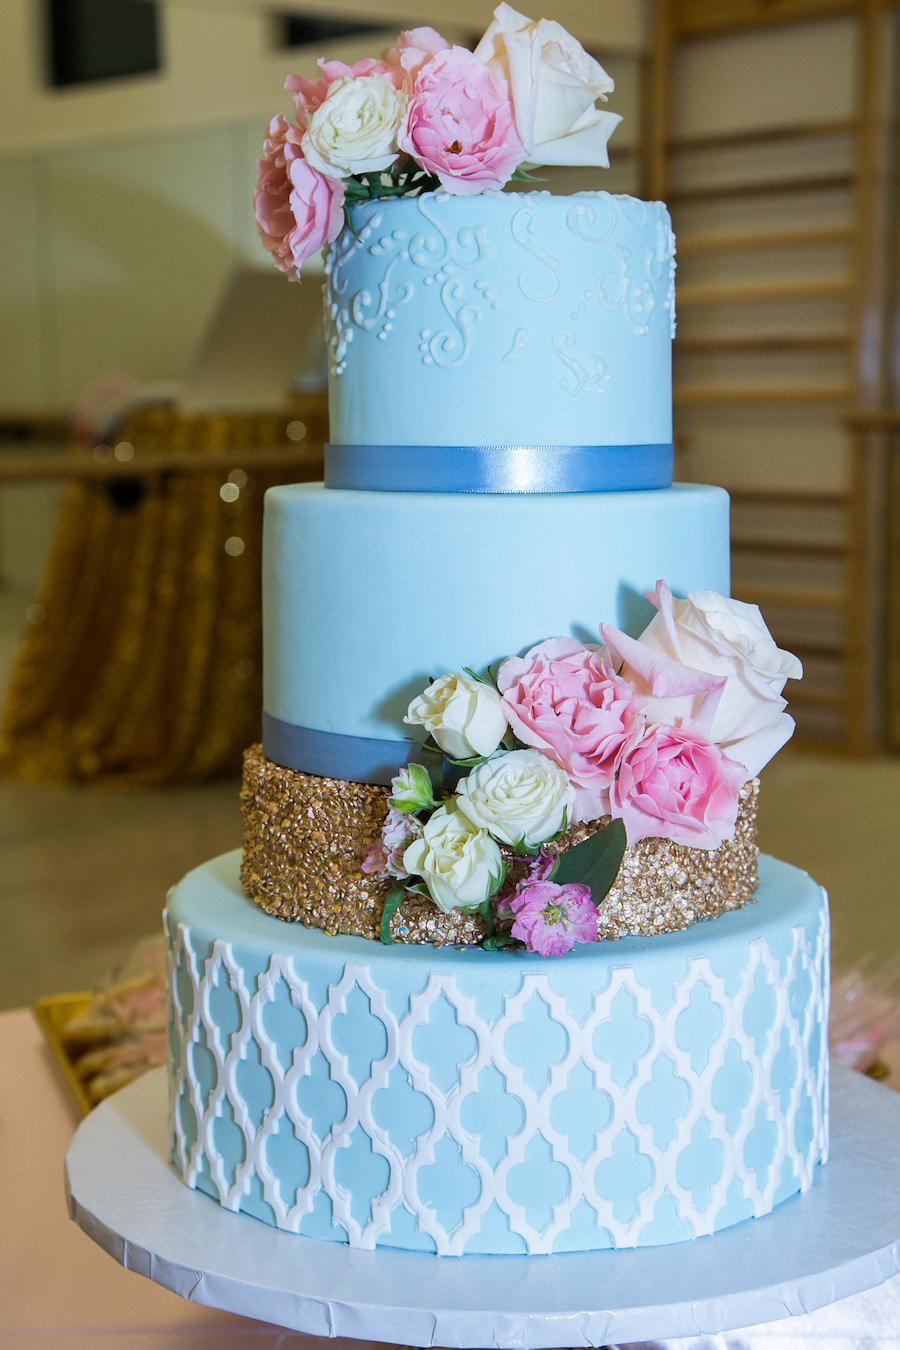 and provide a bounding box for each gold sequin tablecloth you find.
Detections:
[0,403,325,784]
